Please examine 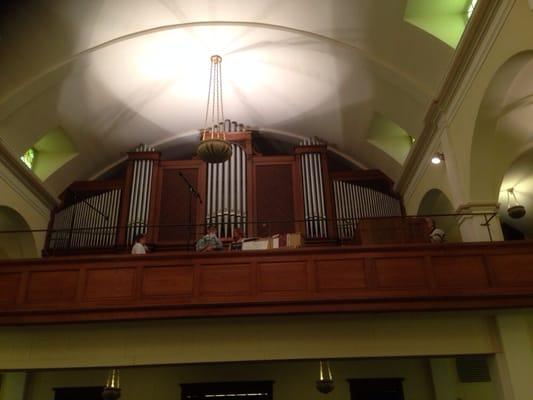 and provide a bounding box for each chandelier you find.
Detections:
[197,55,233,163]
